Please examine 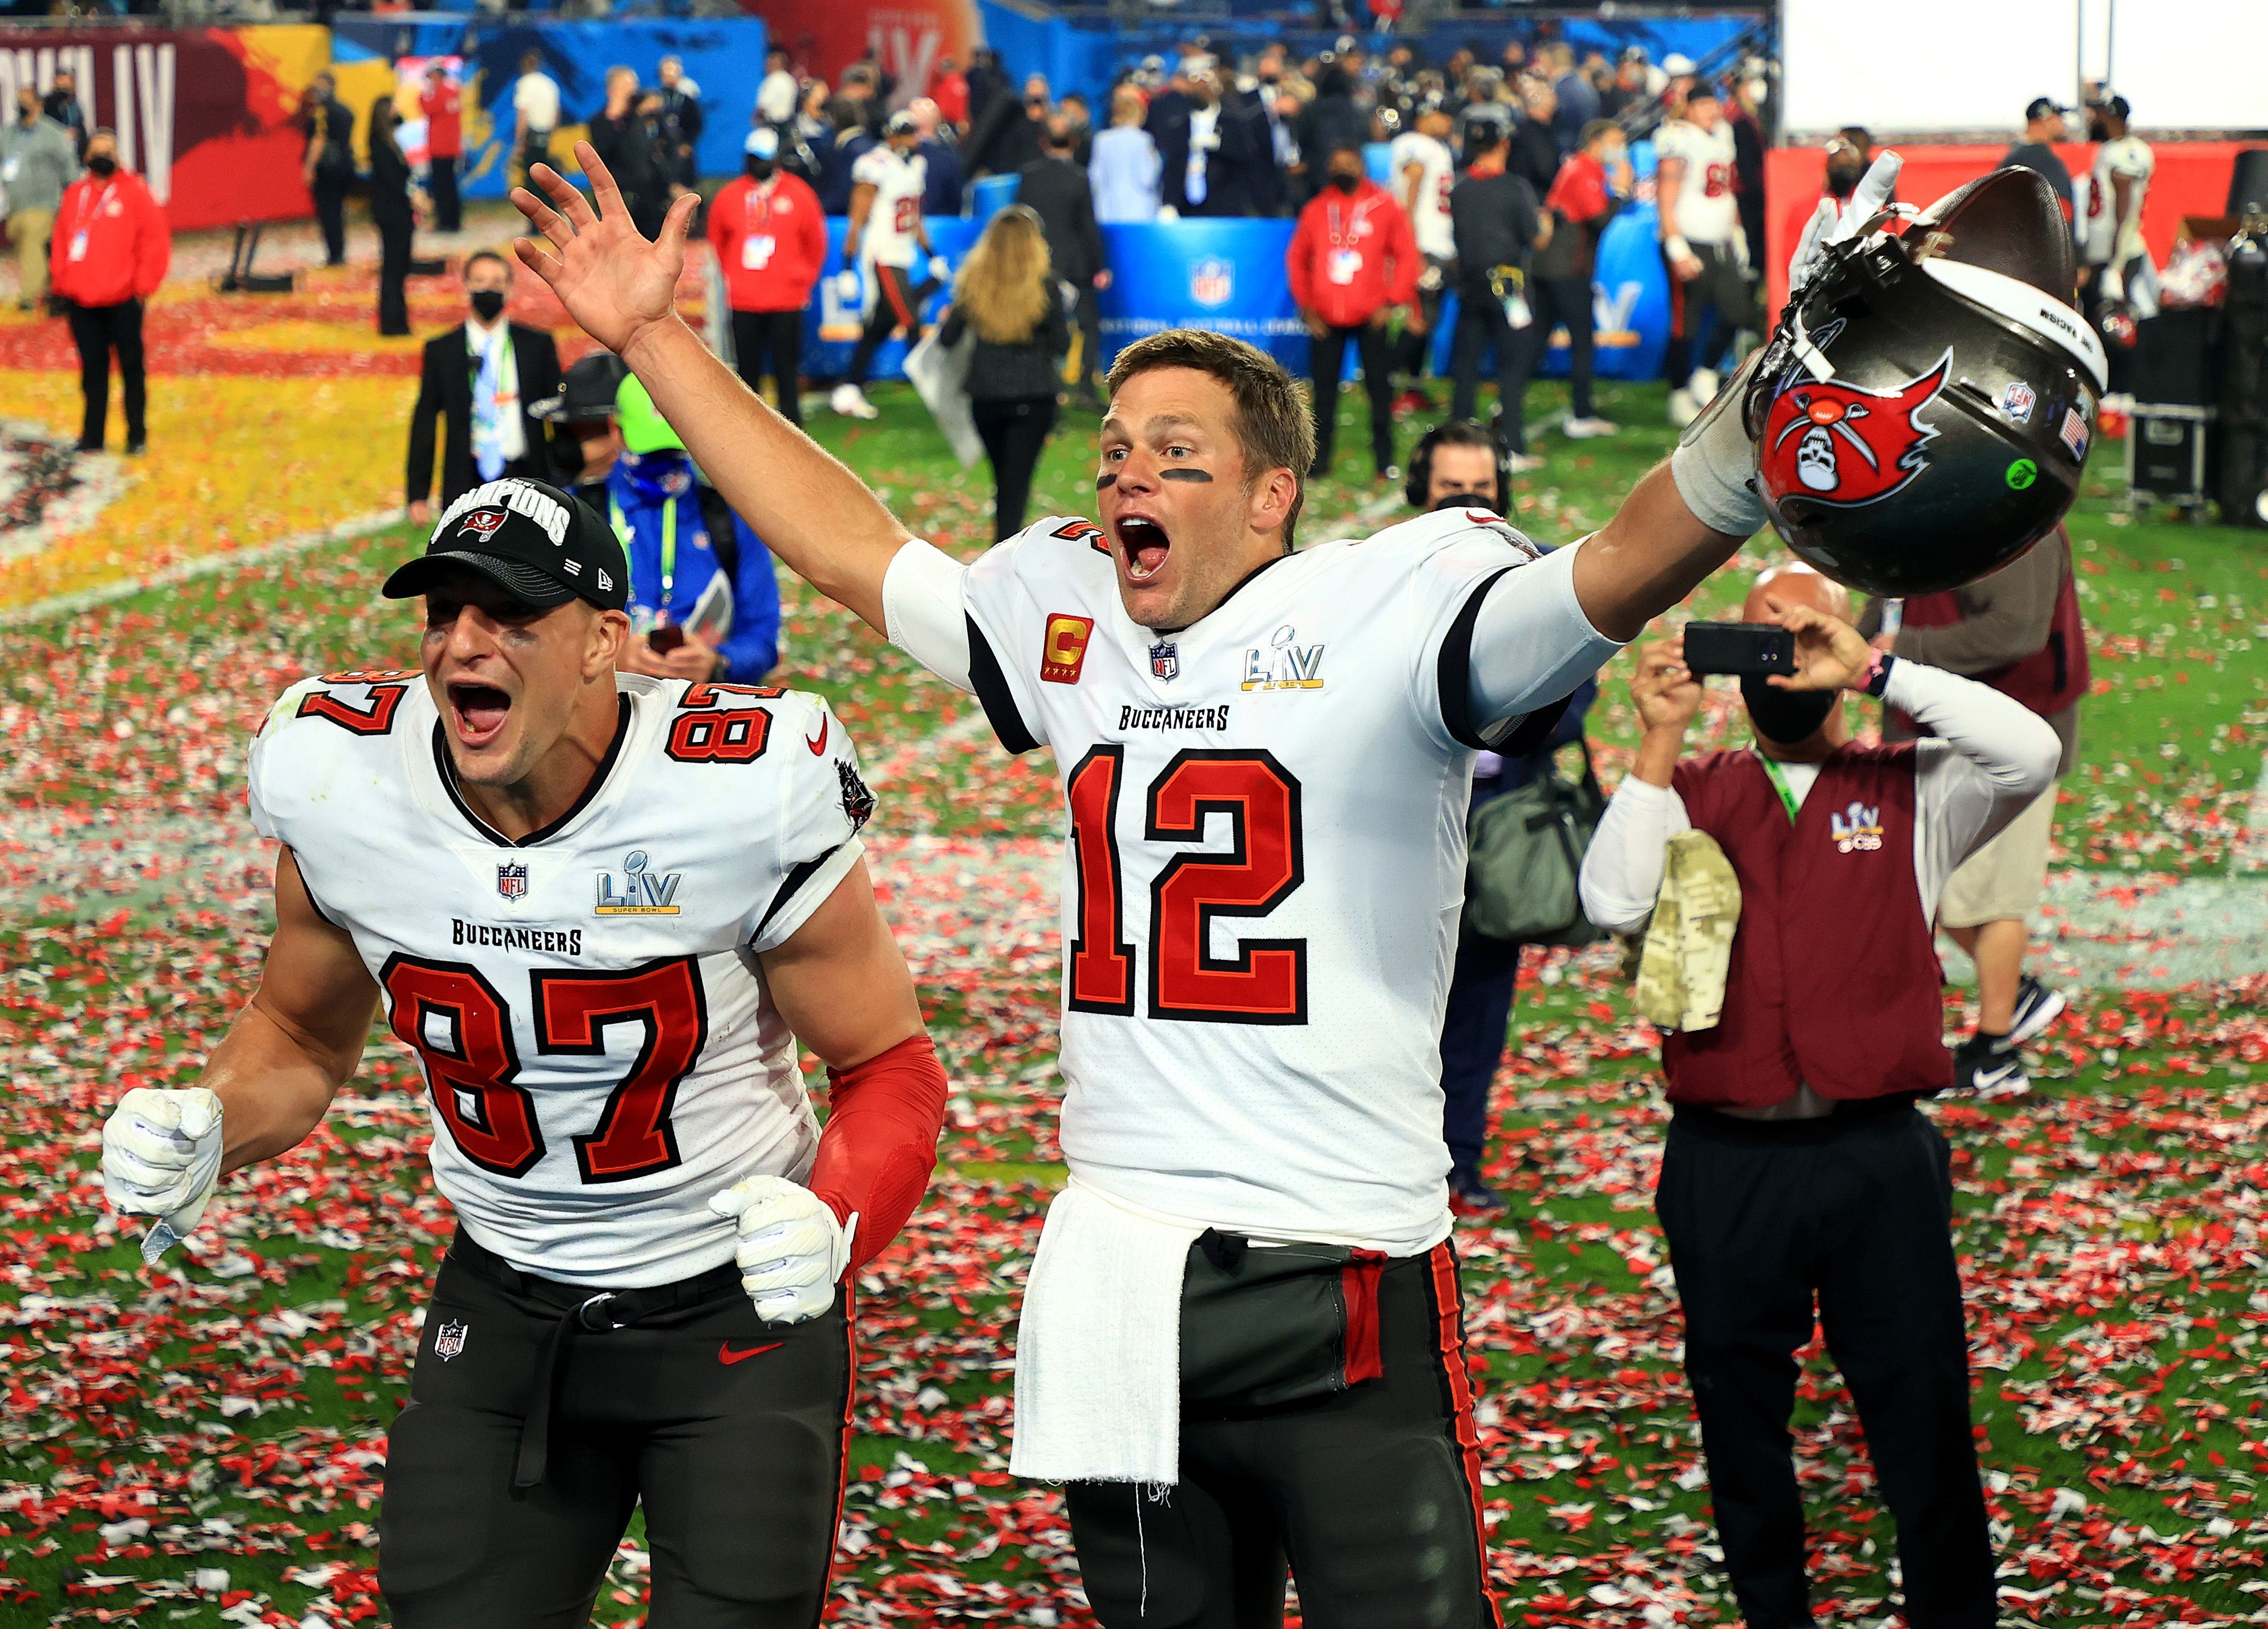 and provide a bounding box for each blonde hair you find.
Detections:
[953,207,1054,345]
